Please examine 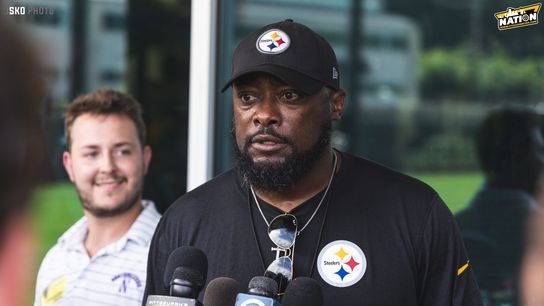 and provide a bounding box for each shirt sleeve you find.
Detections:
[142,216,172,305]
[417,194,483,306]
